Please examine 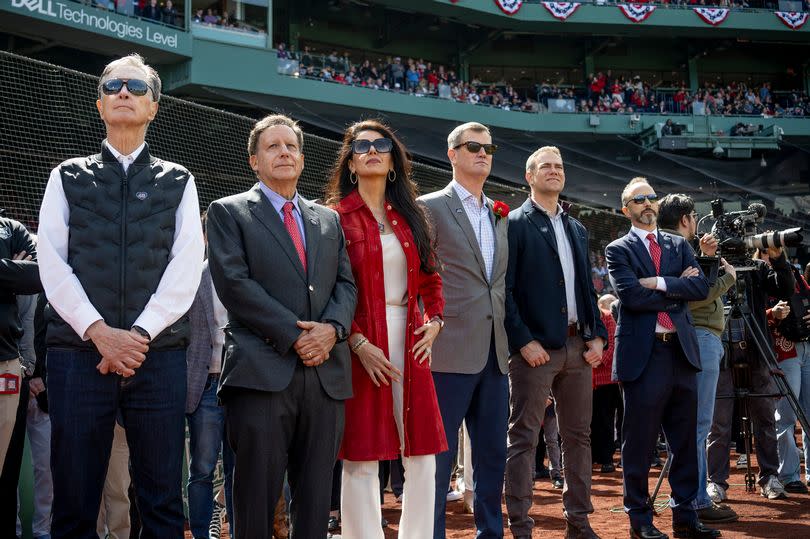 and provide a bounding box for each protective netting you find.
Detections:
[0,50,627,252]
